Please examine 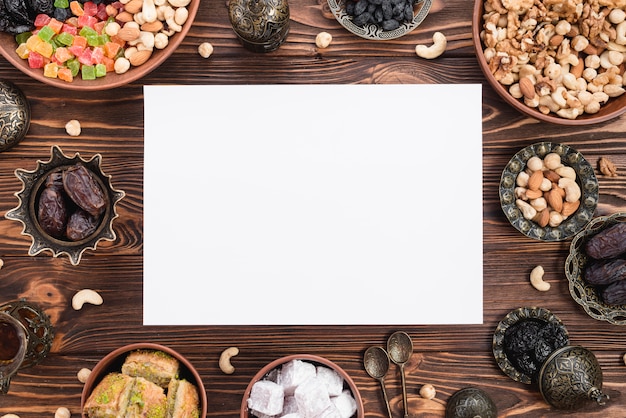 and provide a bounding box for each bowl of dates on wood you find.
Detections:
[5,145,125,265]
[327,0,432,40]
[493,306,569,385]
[566,212,626,325]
